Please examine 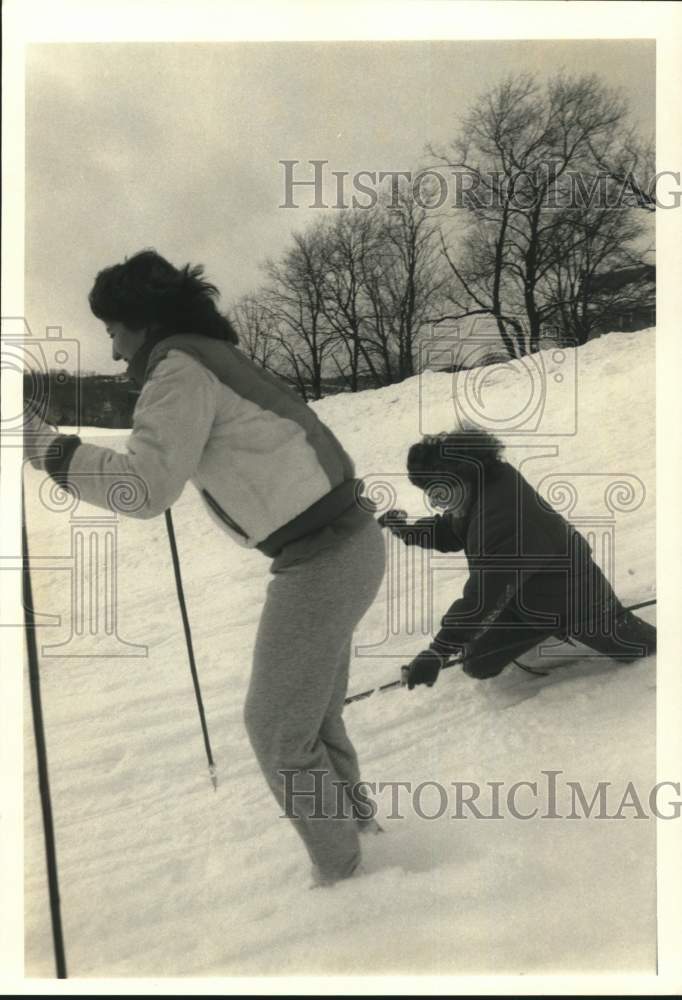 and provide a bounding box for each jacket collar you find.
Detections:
[127,331,237,388]
[126,332,169,388]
